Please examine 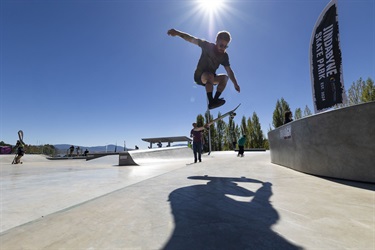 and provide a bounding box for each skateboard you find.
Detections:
[194,103,241,131]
